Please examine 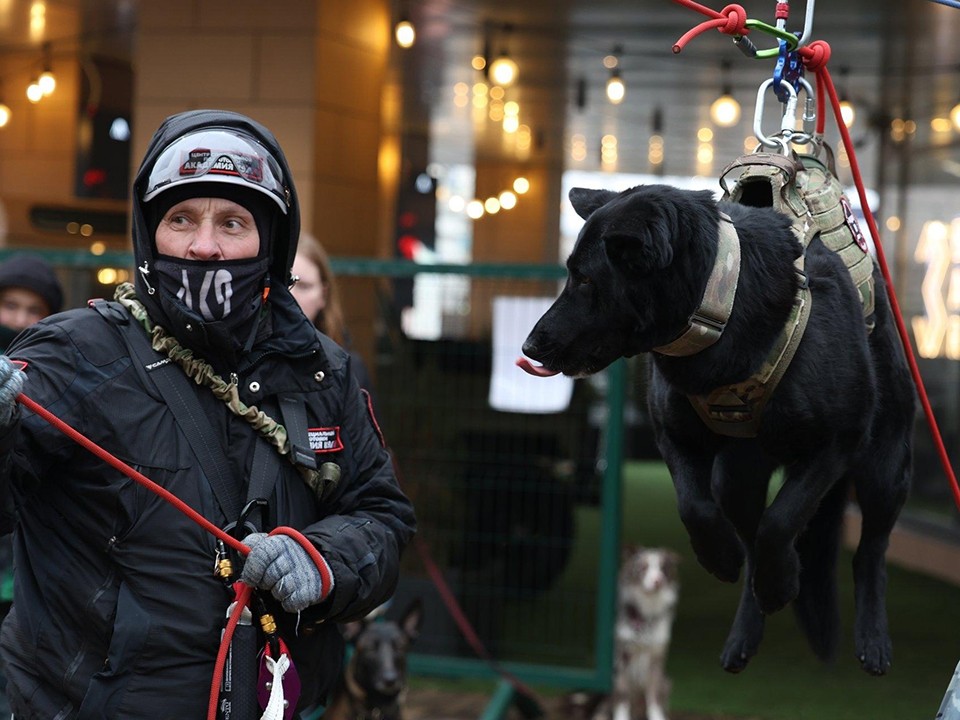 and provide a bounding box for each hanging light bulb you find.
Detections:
[38,42,55,95]
[710,89,740,127]
[0,80,10,127]
[394,16,415,48]
[489,51,518,87]
[488,23,518,88]
[606,69,625,105]
[950,102,960,132]
[709,60,740,127]
[26,78,42,103]
[839,99,856,128]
